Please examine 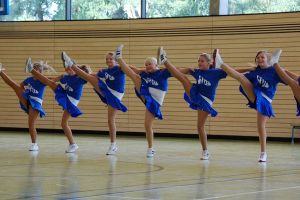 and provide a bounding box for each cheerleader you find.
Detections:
[270,49,300,116]
[0,62,47,151]
[114,45,172,157]
[25,58,89,153]
[61,51,127,155]
[213,49,285,162]
[157,47,253,160]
